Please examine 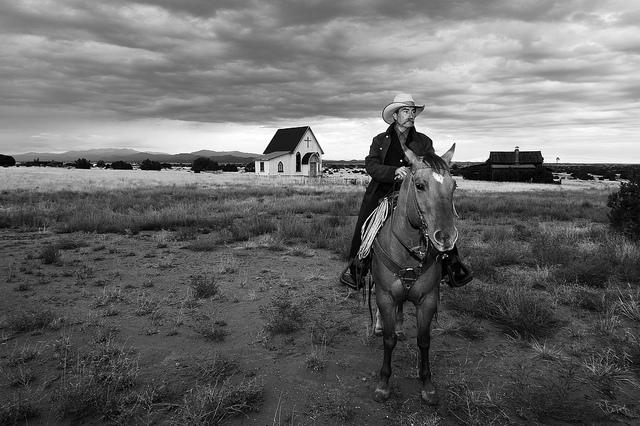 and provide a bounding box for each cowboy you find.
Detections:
[340,93,473,289]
